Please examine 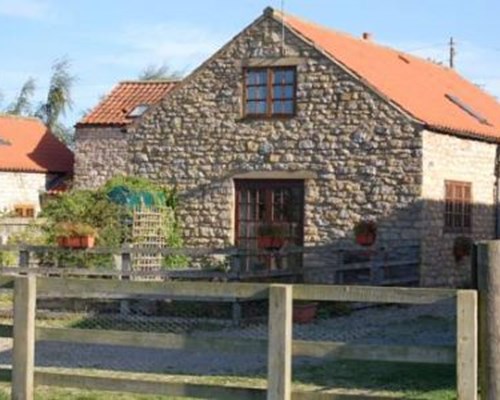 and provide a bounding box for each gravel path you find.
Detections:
[0,299,456,375]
